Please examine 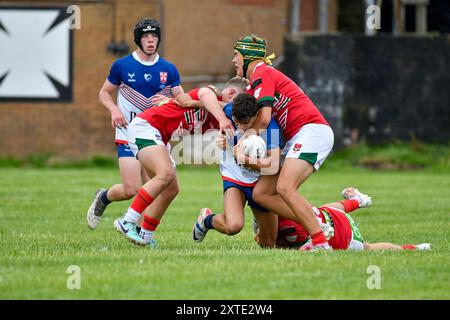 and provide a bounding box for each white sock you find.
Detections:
[123,208,141,224]
[139,228,154,243]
